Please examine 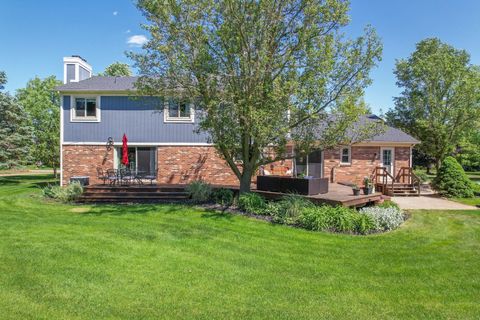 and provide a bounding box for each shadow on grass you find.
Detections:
[201,208,234,220]
[0,174,57,186]
[82,203,187,216]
